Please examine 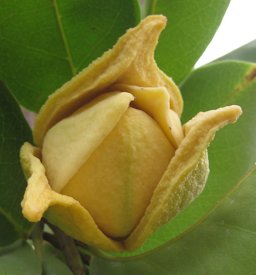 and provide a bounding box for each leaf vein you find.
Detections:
[215,222,256,237]
[0,35,68,62]
[0,207,27,235]
[52,0,76,75]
